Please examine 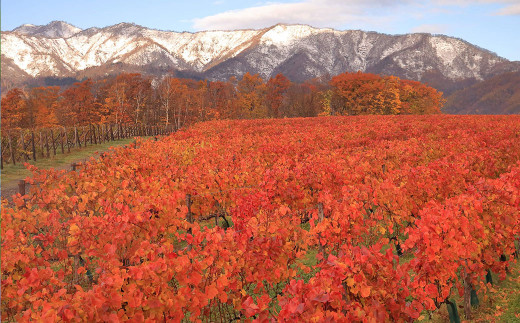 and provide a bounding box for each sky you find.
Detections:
[2,0,519,61]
